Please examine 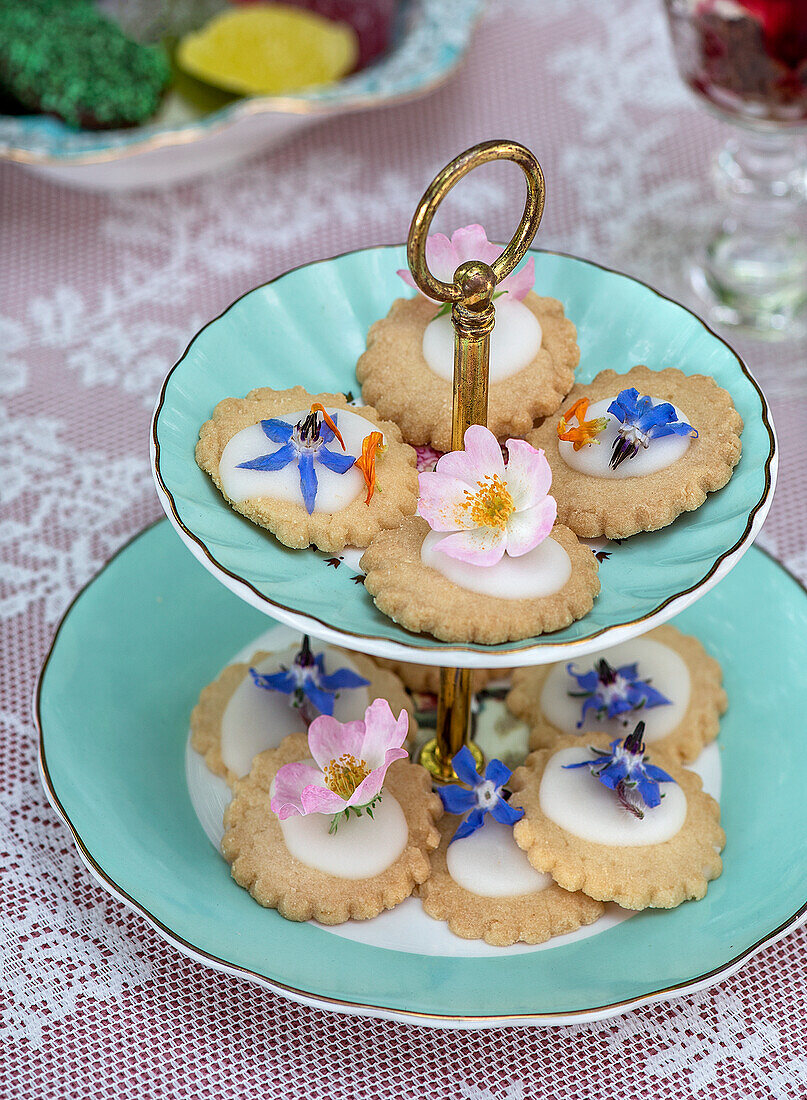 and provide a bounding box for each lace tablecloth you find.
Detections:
[4,1,807,1096]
